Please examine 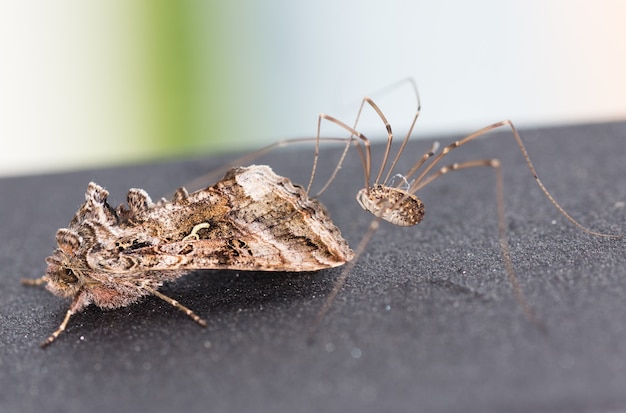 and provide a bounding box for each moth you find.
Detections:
[23,165,354,347]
